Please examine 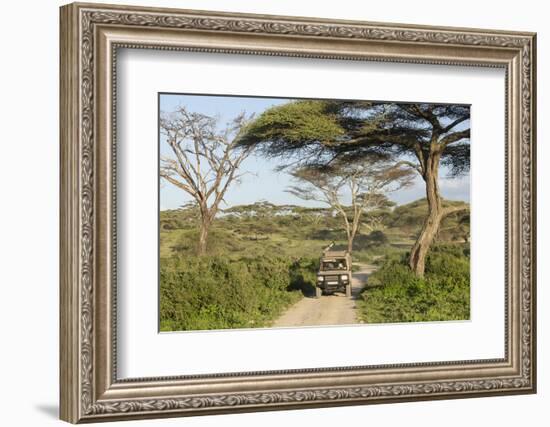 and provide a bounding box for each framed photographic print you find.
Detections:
[60,2,537,423]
